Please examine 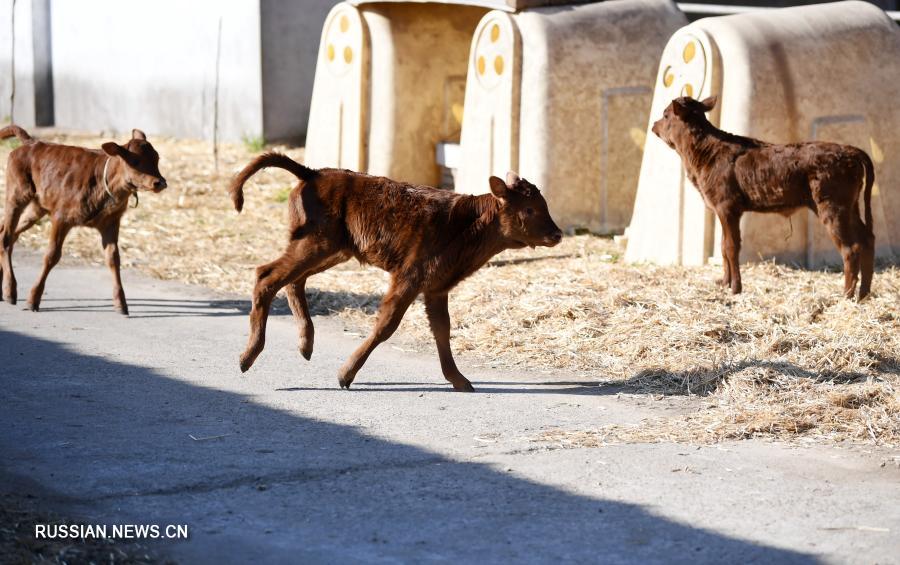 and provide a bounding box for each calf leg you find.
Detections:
[283,254,350,360]
[1,203,44,300]
[28,220,70,311]
[285,278,314,360]
[859,228,875,300]
[714,209,732,288]
[337,279,418,389]
[2,204,26,304]
[853,205,876,300]
[842,246,861,300]
[716,253,732,288]
[424,293,474,392]
[821,210,862,300]
[718,211,743,294]
[100,222,128,315]
[2,169,31,304]
[239,238,336,372]
[13,202,47,242]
